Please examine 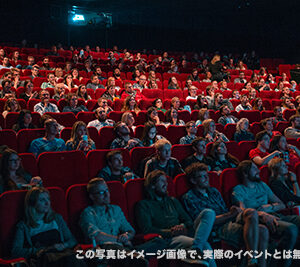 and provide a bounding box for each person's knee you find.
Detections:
[201,209,216,221]
[243,208,258,223]
[258,225,269,243]
[284,224,298,242]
